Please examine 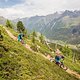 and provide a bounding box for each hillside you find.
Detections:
[13,10,80,45]
[0,26,80,80]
